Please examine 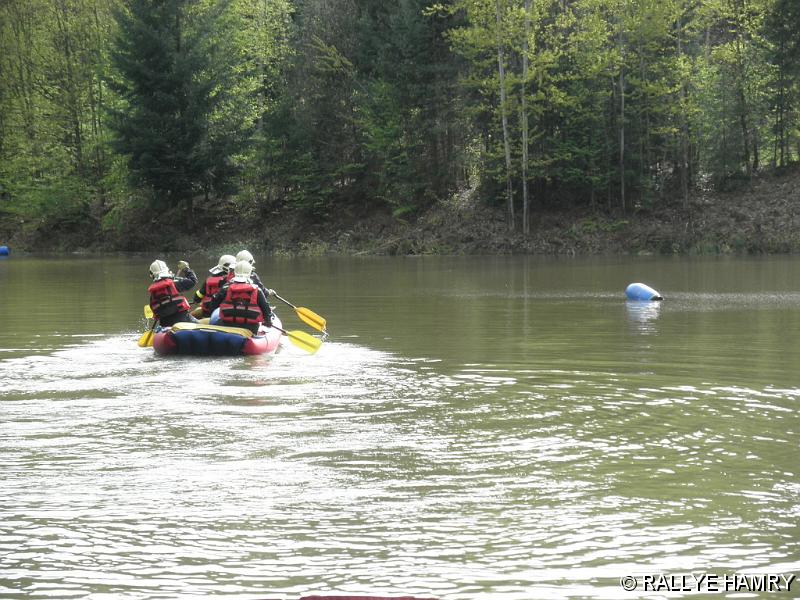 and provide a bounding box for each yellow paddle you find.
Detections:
[272,292,327,333]
[138,324,156,347]
[138,304,156,347]
[172,321,320,353]
[271,323,323,354]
